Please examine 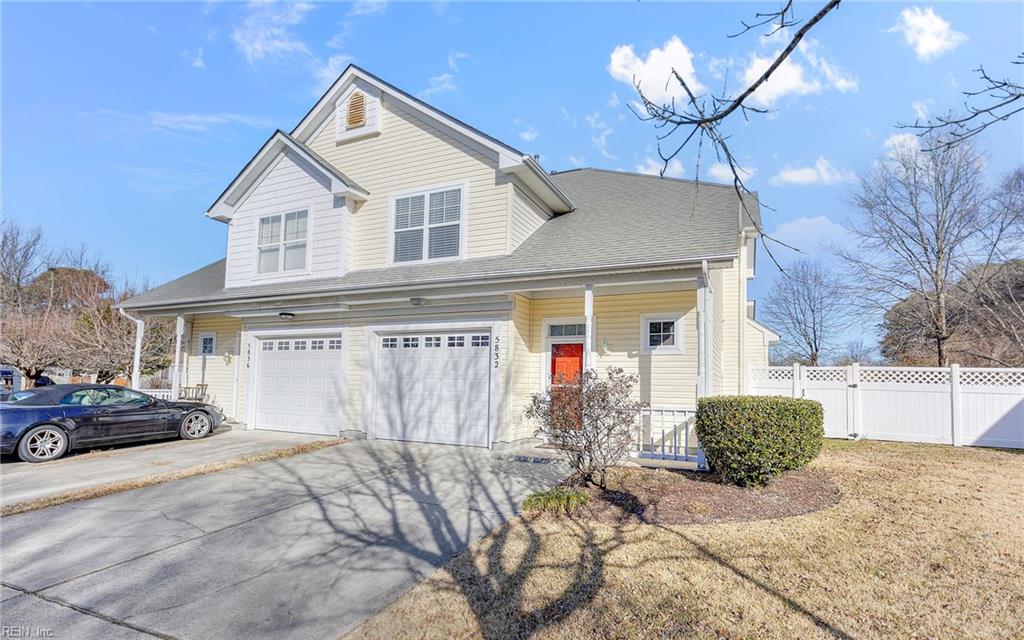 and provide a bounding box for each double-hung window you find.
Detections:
[392,187,463,263]
[258,210,308,274]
